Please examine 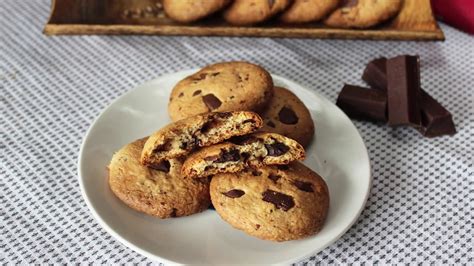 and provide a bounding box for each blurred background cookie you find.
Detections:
[163,0,230,23]
[325,0,402,28]
[259,87,315,148]
[280,0,339,24]
[224,0,292,25]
